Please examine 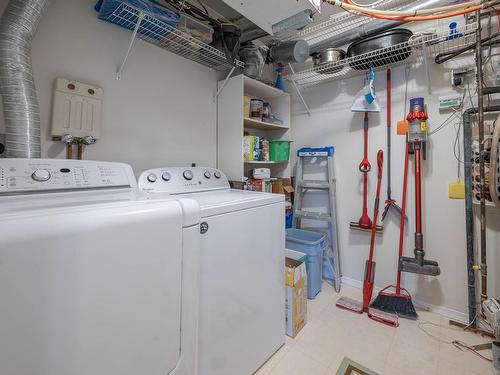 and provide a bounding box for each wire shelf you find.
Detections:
[287,23,478,88]
[102,2,244,71]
